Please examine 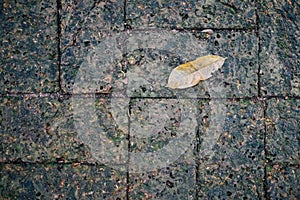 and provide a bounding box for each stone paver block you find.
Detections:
[197,99,265,199]
[266,164,300,199]
[73,30,257,98]
[129,160,196,199]
[73,96,129,171]
[205,30,258,97]
[129,98,197,171]
[259,0,300,96]
[0,163,127,199]
[0,96,92,163]
[128,98,197,198]
[60,0,124,93]
[265,98,300,164]
[127,30,259,98]
[0,0,59,93]
[126,0,256,29]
